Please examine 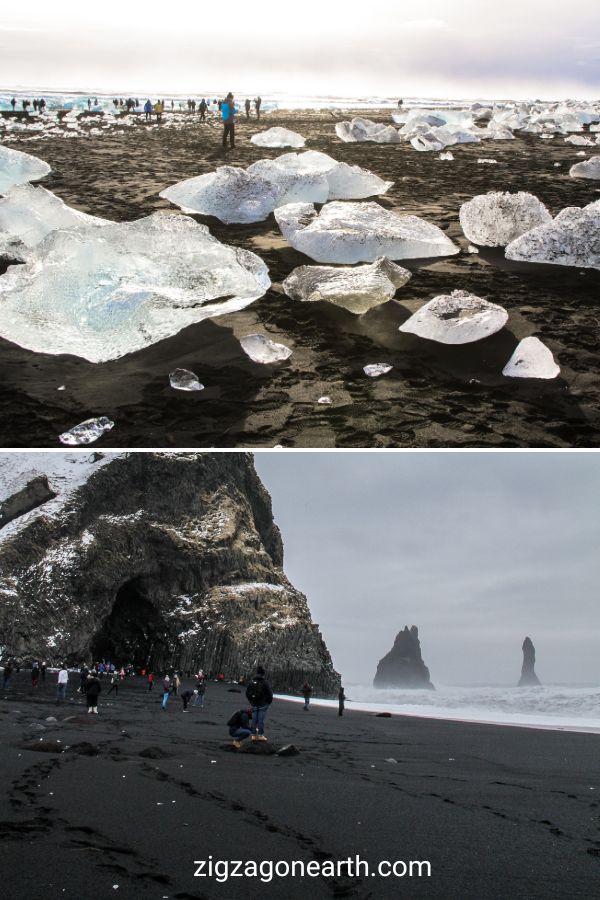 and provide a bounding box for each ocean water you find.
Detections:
[277,684,600,734]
